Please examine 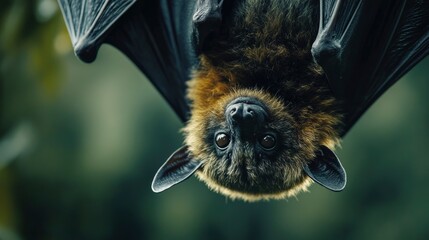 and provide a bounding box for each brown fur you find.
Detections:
[184,0,342,201]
